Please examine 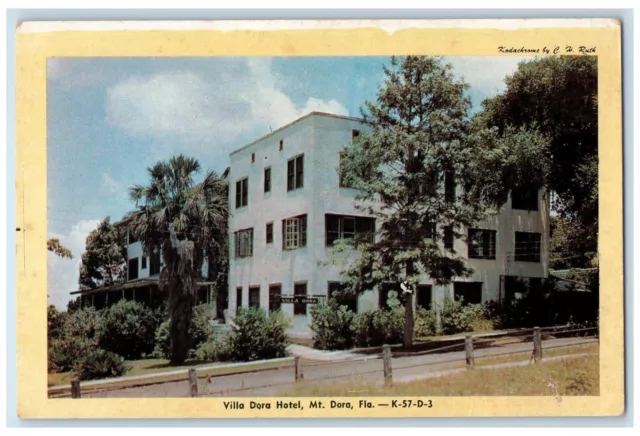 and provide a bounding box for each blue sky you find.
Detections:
[47,55,531,308]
